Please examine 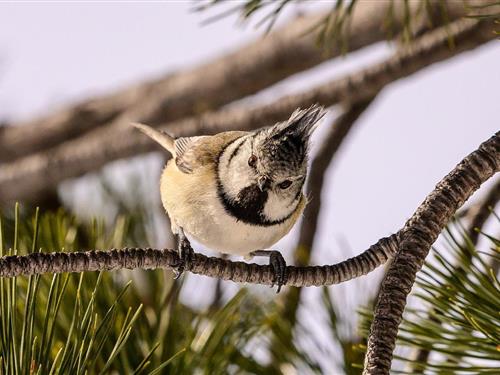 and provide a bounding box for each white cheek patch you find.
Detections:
[218,136,256,199]
[262,189,300,221]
